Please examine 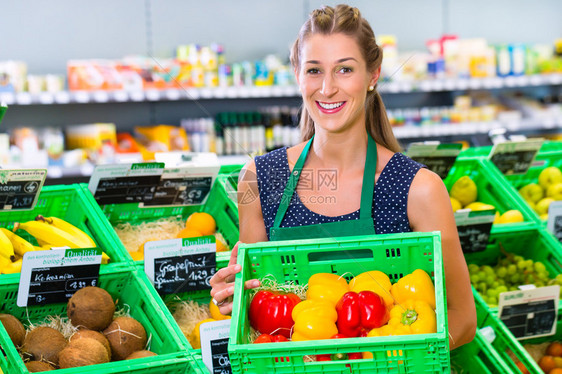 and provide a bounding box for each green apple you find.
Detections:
[518,183,544,203]
[535,197,555,215]
[538,166,562,190]
[546,182,562,200]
